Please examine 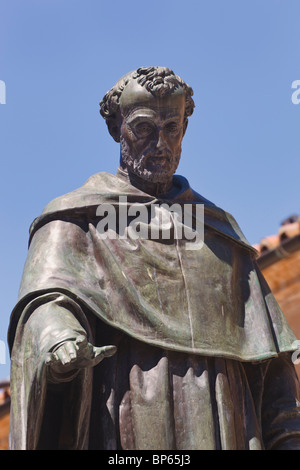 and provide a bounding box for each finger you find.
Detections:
[64,341,77,362]
[45,350,65,369]
[45,352,57,366]
[93,345,117,363]
[48,341,78,367]
[100,345,118,358]
[55,345,72,365]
